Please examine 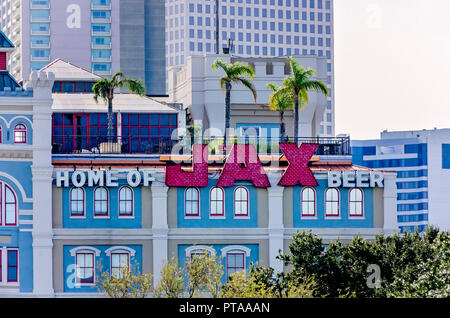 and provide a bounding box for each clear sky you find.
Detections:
[334,0,450,140]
